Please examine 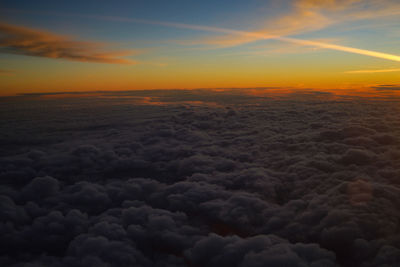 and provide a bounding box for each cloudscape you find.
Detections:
[1,1,400,267]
